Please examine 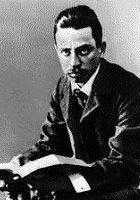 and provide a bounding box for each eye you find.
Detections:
[61,49,71,57]
[78,45,93,56]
